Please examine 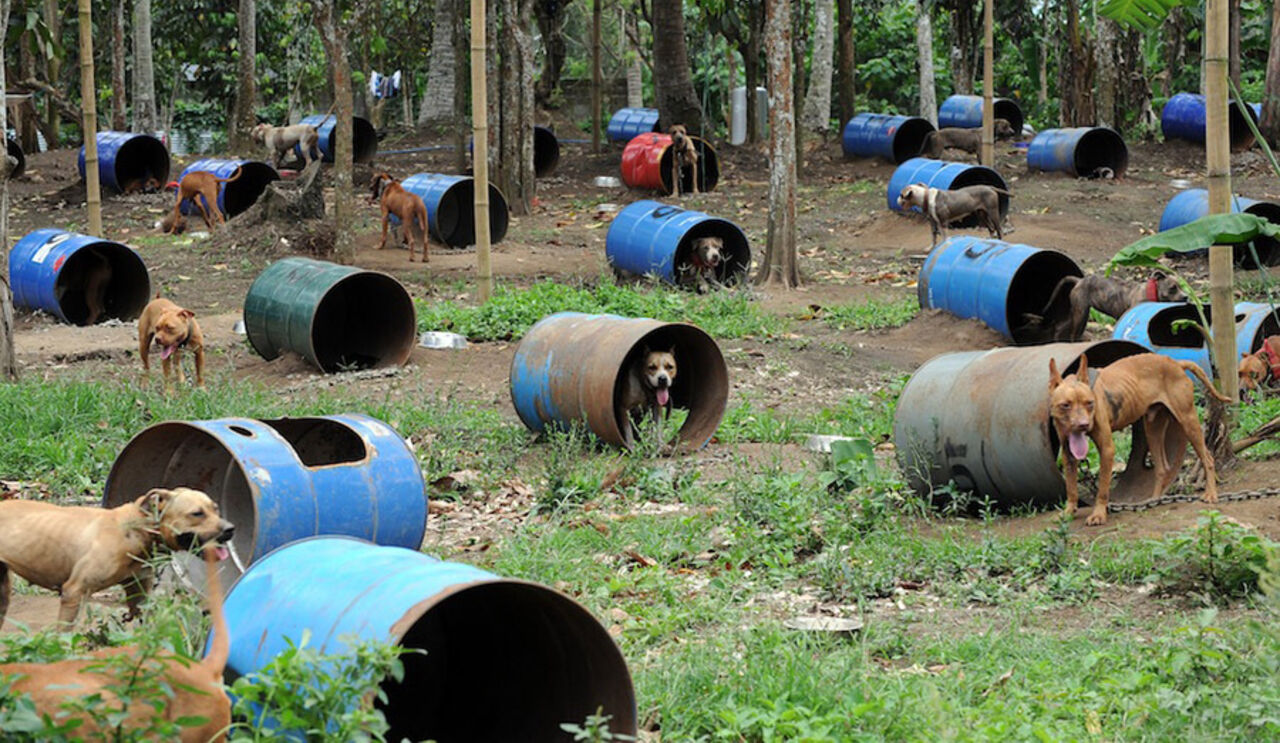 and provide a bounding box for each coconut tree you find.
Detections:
[755,0,798,288]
